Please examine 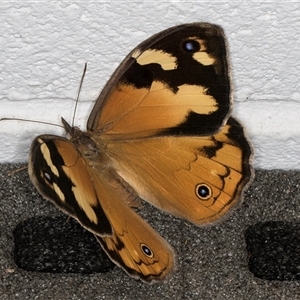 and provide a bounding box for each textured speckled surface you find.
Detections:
[1,165,300,299]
